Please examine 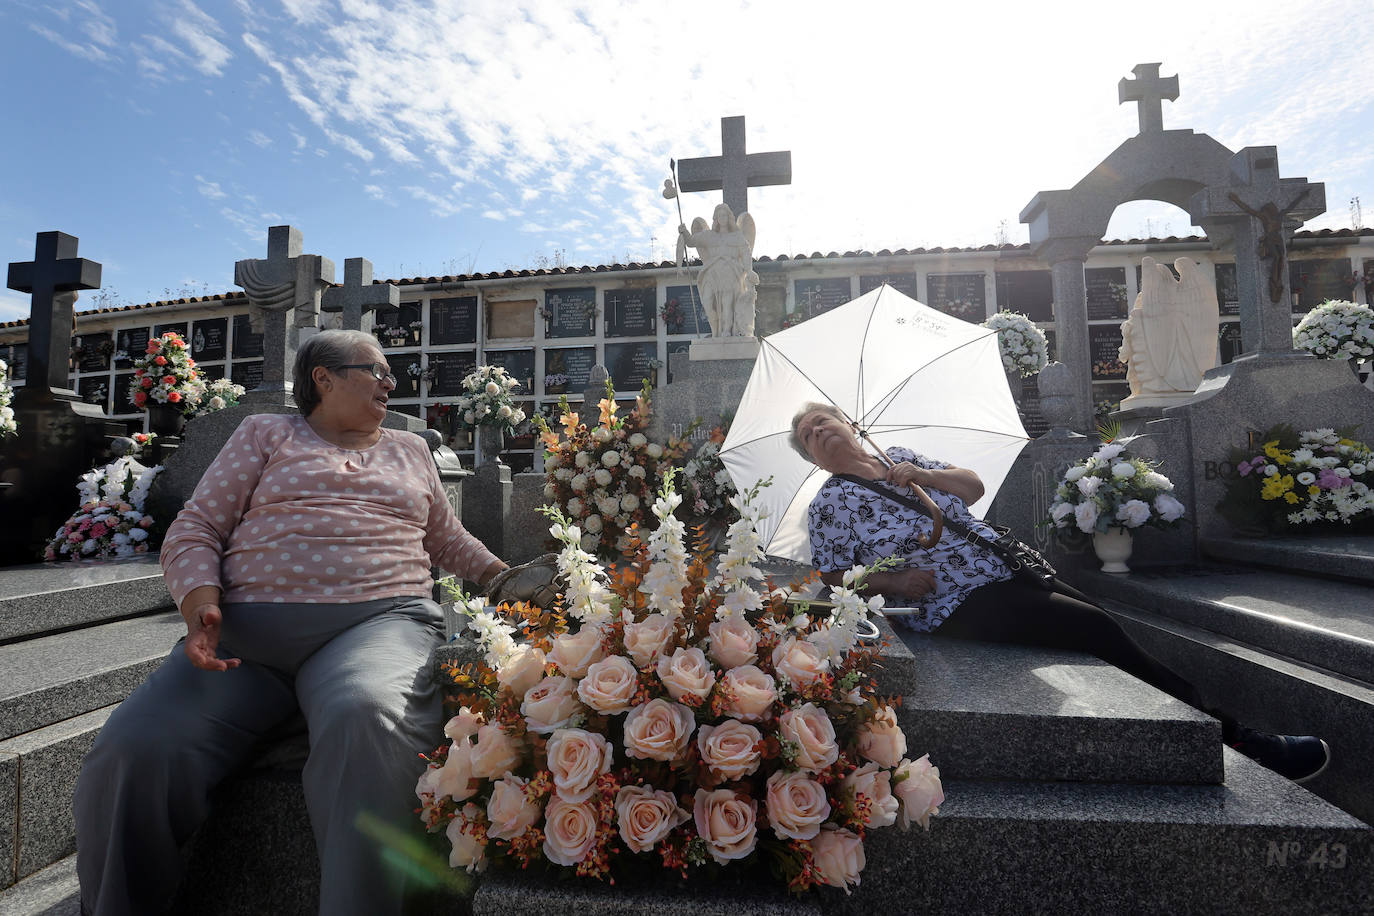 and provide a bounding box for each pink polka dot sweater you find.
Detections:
[160,414,499,608]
